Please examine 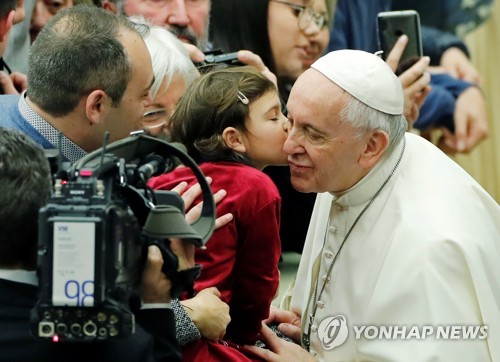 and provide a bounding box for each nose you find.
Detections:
[302,17,321,36]
[283,127,303,155]
[280,113,289,133]
[165,0,190,27]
